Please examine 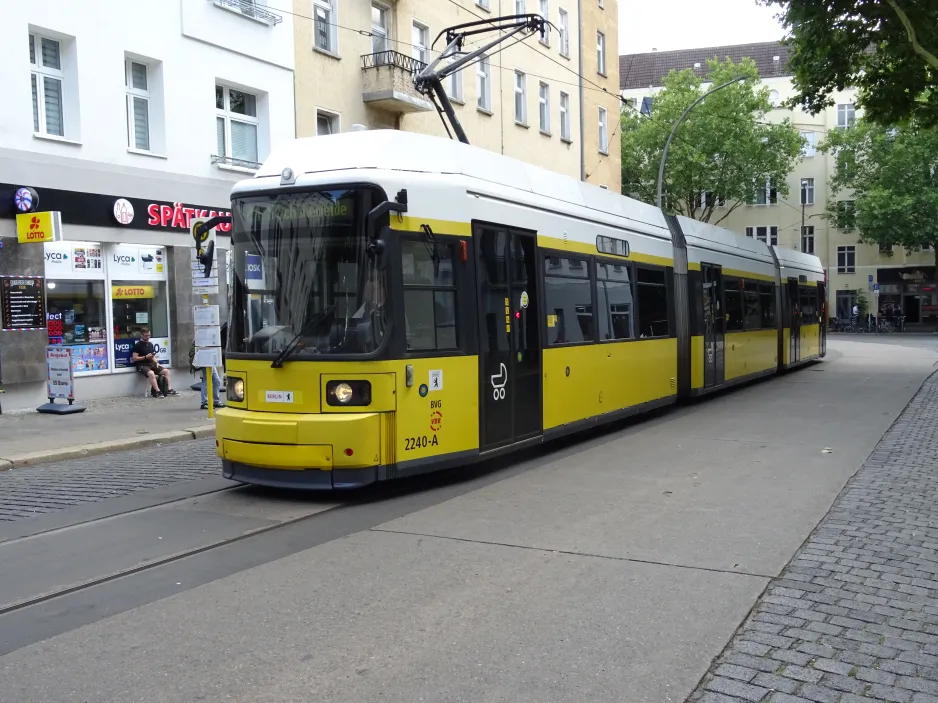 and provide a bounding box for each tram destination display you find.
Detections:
[1,276,46,331]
